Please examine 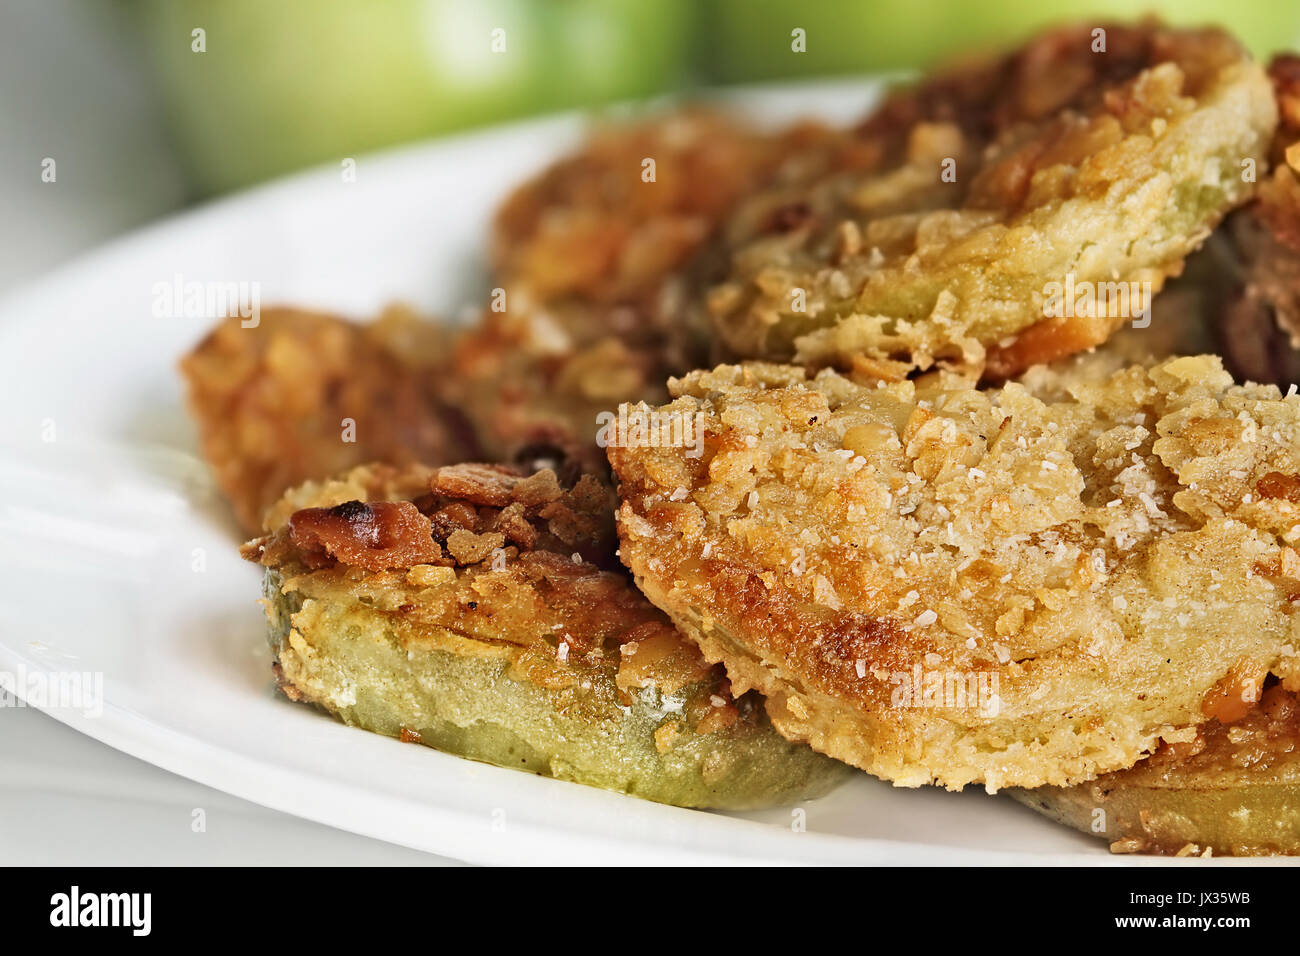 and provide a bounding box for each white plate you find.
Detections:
[0,80,1257,866]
